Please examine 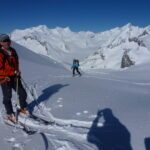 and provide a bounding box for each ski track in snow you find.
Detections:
[84,75,150,86]
[53,74,150,86]
[5,137,16,143]
[1,106,97,150]
[8,114,98,150]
